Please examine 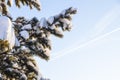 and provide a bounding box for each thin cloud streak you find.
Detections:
[50,5,120,61]
[91,5,120,37]
[50,27,120,61]
[51,5,120,57]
